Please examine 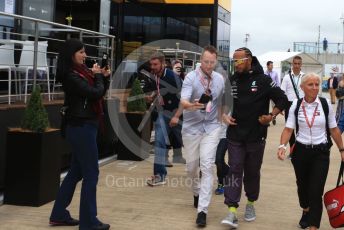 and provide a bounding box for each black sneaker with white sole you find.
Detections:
[196,211,206,227]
